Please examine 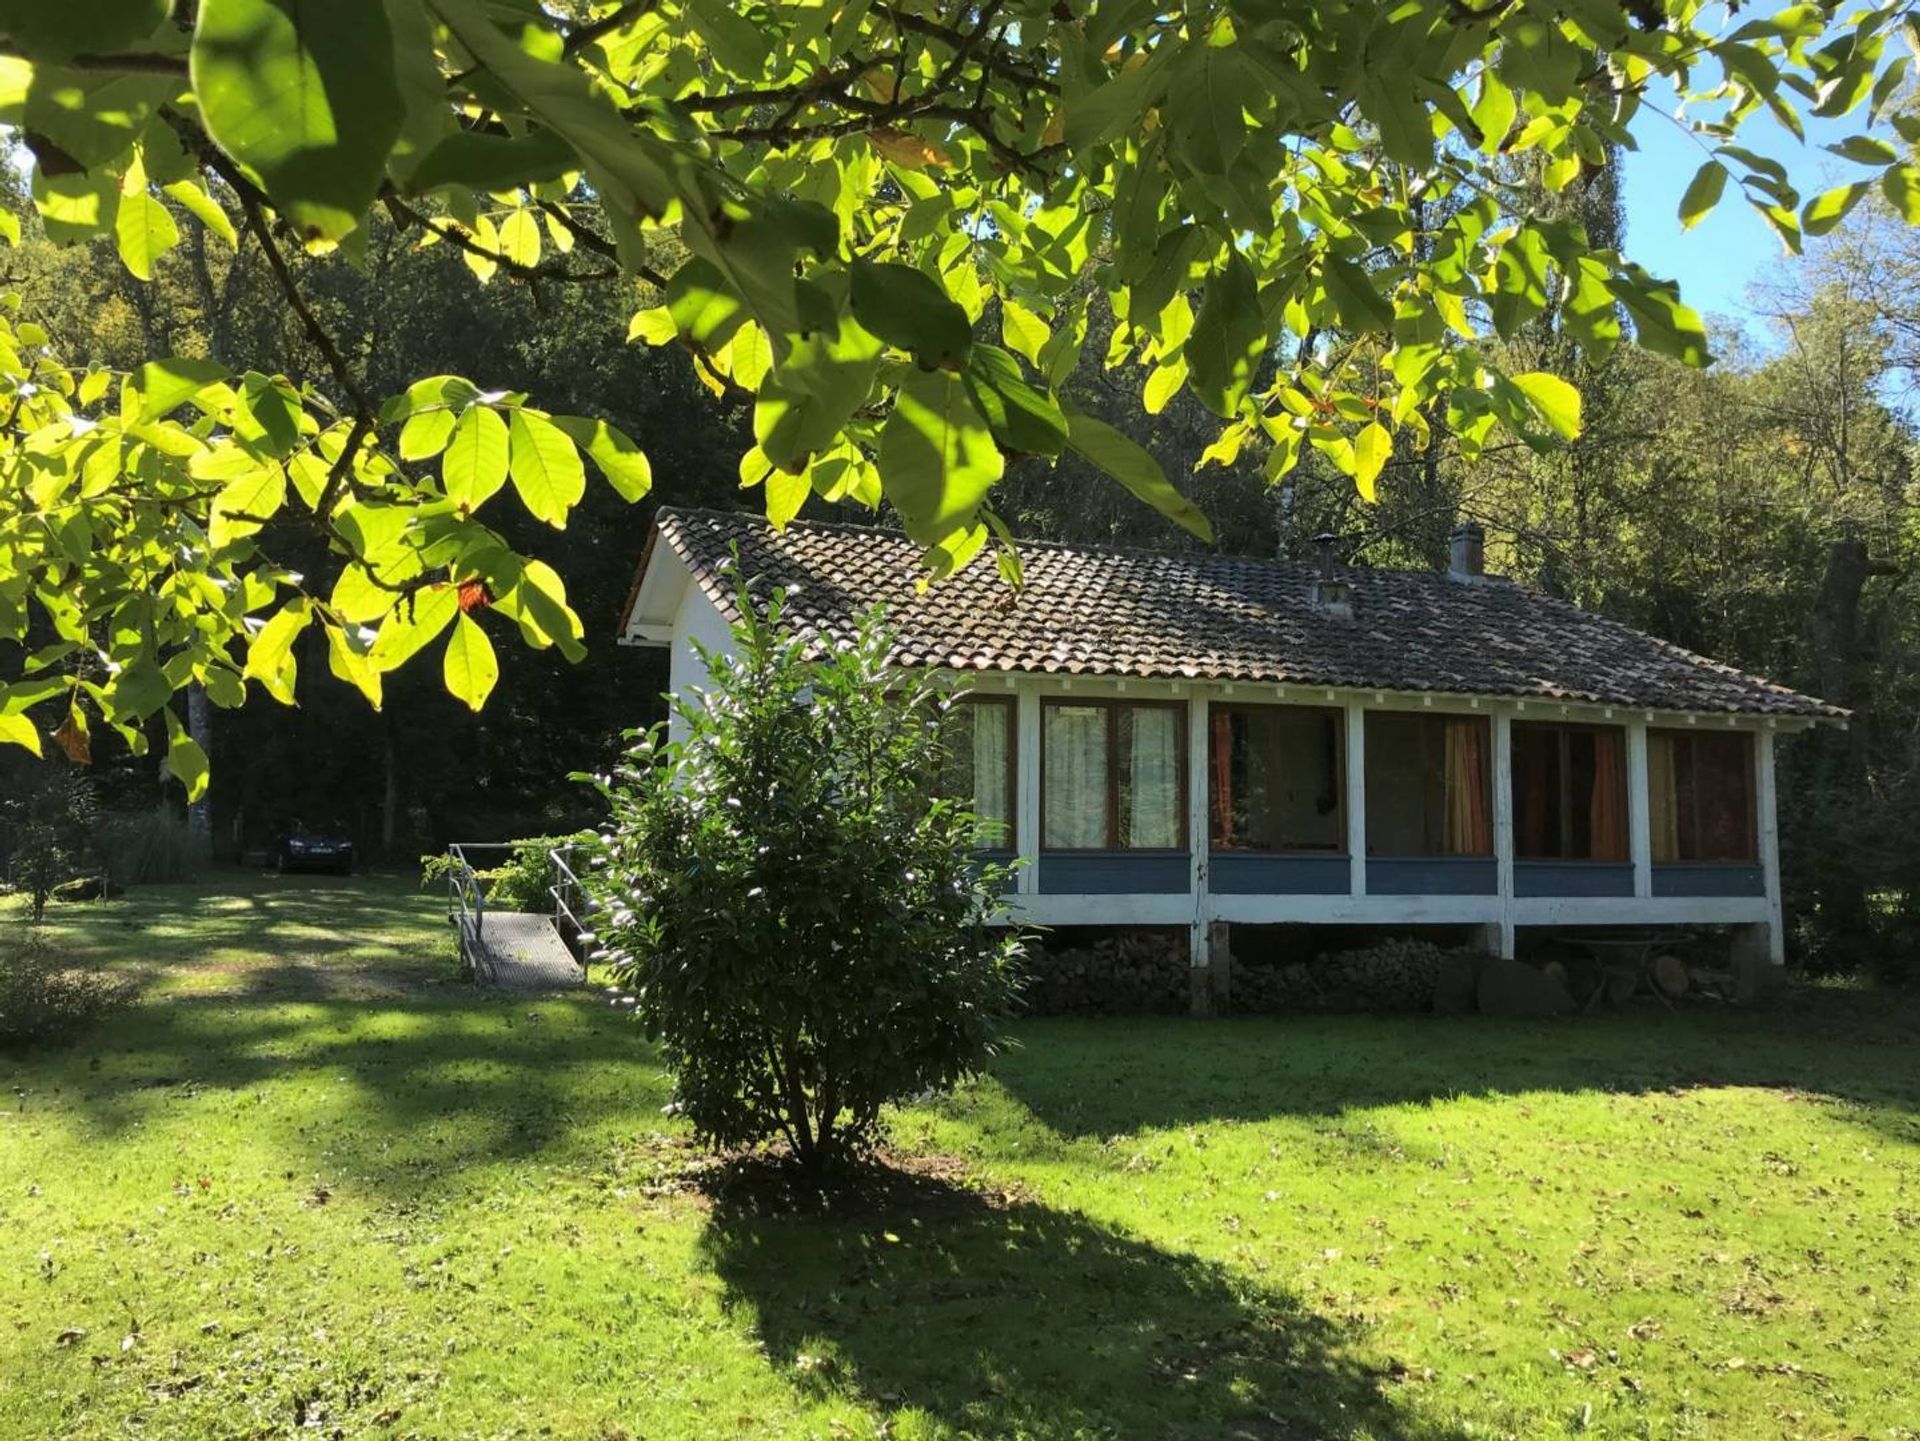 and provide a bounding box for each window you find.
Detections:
[1209,705,1344,851]
[1650,730,1756,862]
[938,697,1014,849]
[1513,721,1628,861]
[1043,700,1184,851]
[1364,712,1492,856]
